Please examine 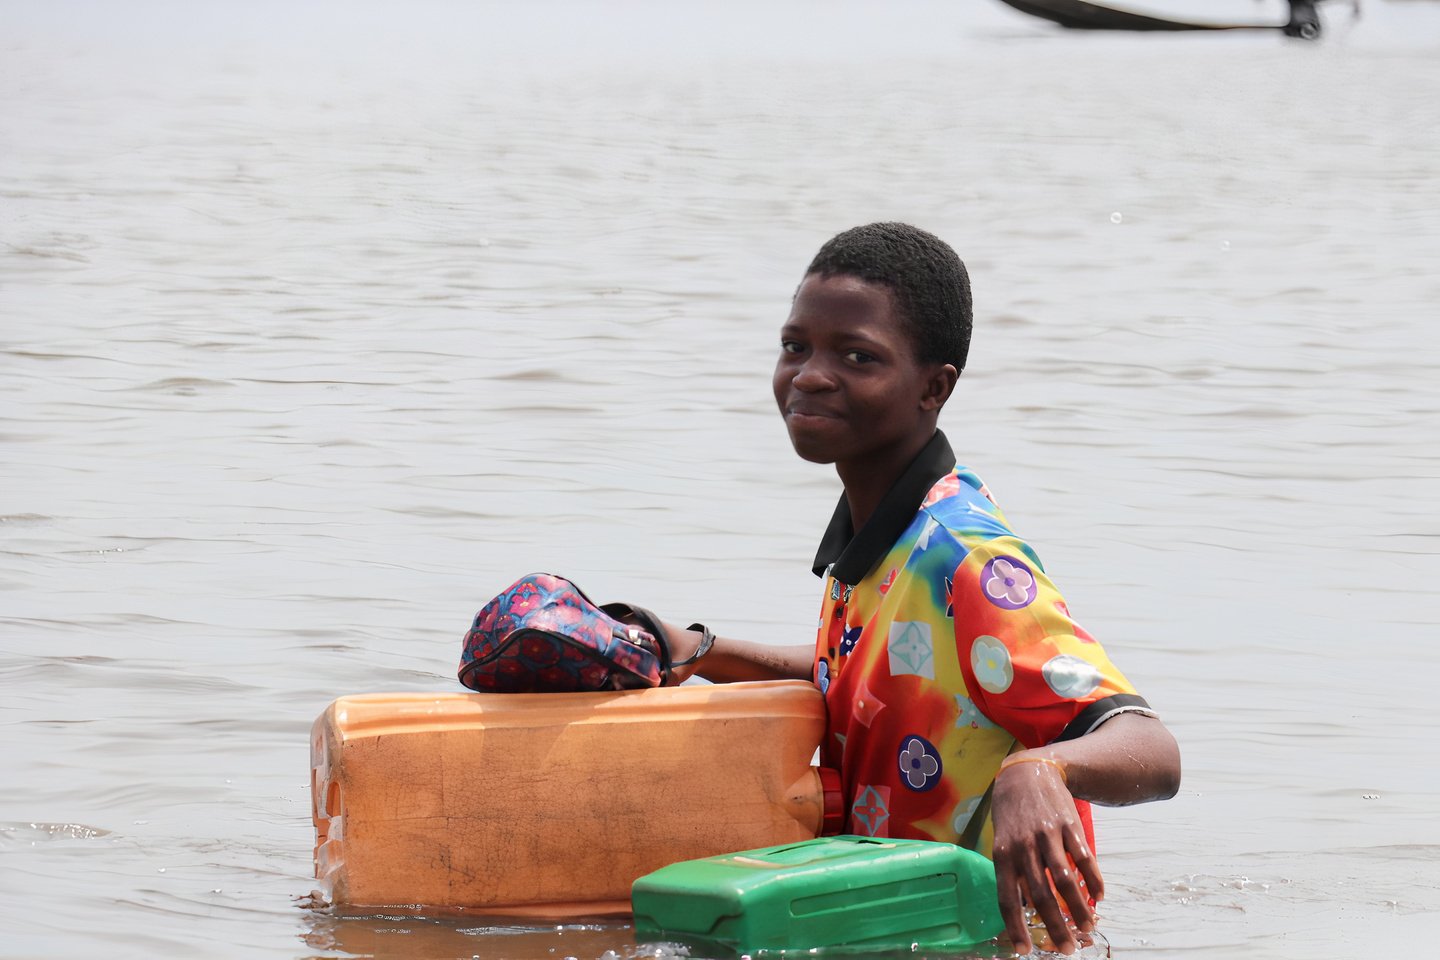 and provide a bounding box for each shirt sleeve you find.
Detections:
[949,534,1155,748]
